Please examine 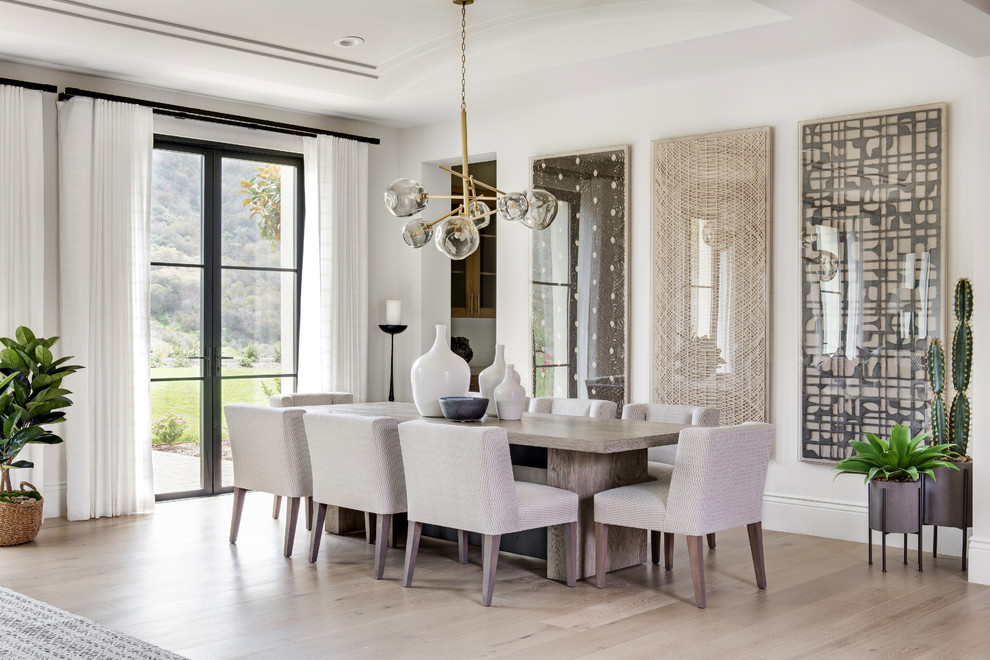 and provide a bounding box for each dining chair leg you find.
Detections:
[365,512,376,545]
[687,535,706,609]
[309,503,328,563]
[595,522,608,589]
[651,530,661,564]
[272,495,281,520]
[564,522,577,587]
[305,496,313,532]
[663,532,674,571]
[707,533,716,550]
[374,514,392,580]
[482,534,502,607]
[458,530,469,564]
[747,522,767,589]
[403,521,423,587]
[284,497,301,557]
[230,487,248,544]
